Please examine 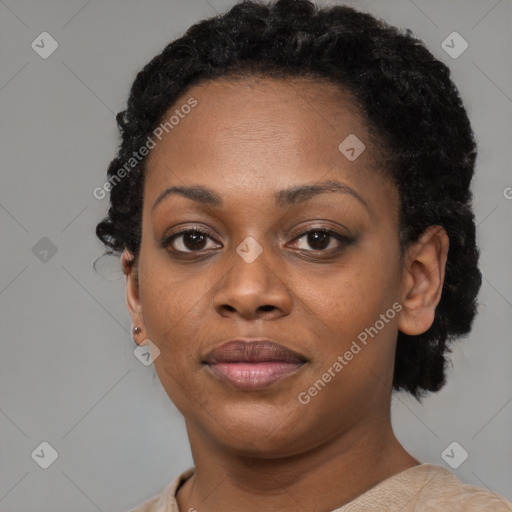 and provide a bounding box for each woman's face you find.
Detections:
[126,77,409,457]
